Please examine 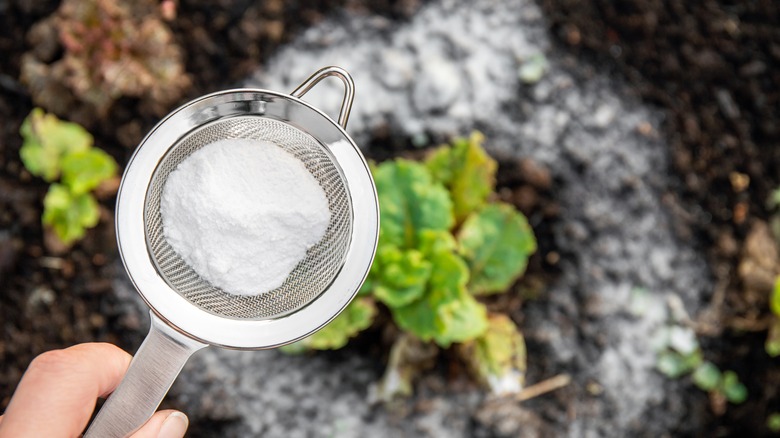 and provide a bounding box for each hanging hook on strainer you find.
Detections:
[84,66,379,438]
